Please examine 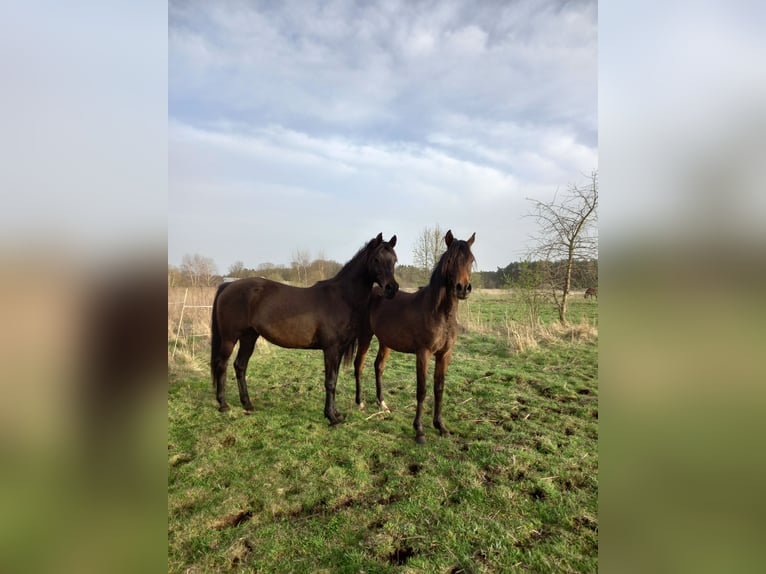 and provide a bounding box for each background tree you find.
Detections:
[168,265,182,287]
[413,224,445,282]
[506,260,547,326]
[227,260,245,279]
[291,249,311,286]
[309,256,341,283]
[257,262,288,282]
[391,265,423,290]
[181,253,218,287]
[527,170,598,324]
